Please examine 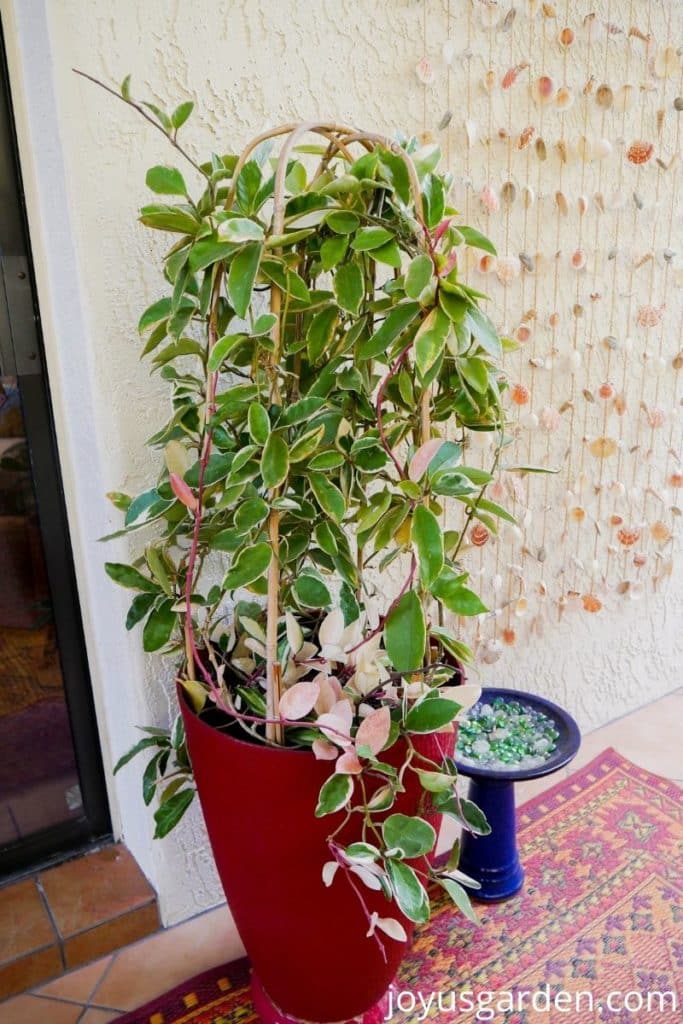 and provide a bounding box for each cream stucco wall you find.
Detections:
[1,0,680,925]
